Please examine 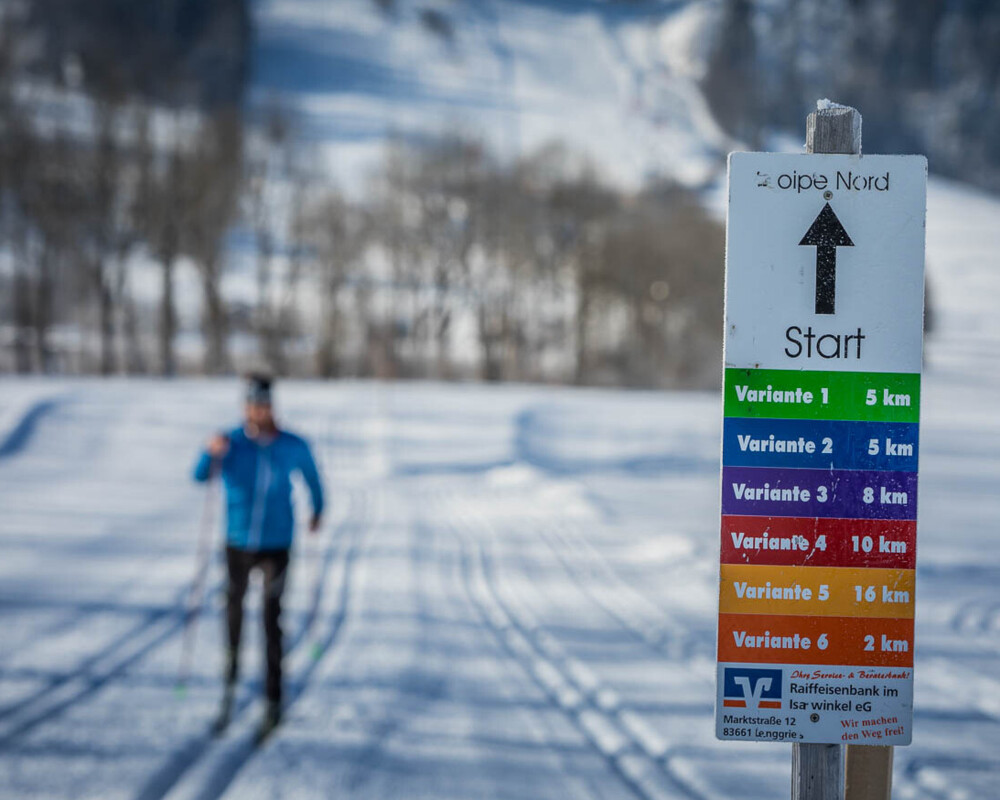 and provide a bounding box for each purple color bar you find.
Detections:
[722,466,918,520]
